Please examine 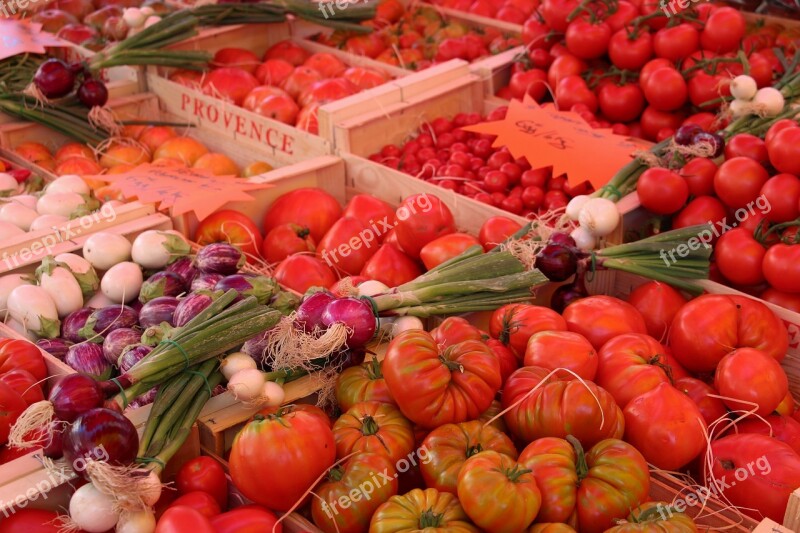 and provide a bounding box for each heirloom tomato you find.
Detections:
[368,488,479,533]
[490,304,567,357]
[0,339,47,381]
[501,366,624,447]
[261,223,315,264]
[626,281,687,341]
[383,331,501,429]
[0,381,27,445]
[479,400,508,434]
[519,437,649,533]
[210,507,282,533]
[529,525,577,533]
[262,188,342,241]
[317,216,377,276]
[335,358,395,411]
[260,403,331,428]
[194,210,263,261]
[392,194,456,259]
[420,420,517,493]
[486,338,519,385]
[430,317,483,348]
[562,296,647,349]
[714,347,788,416]
[0,369,43,405]
[733,414,800,454]
[603,502,696,532]
[333,401,415,464]
[155,507,215,533]
[523,331,598,381]
[674,377,728,426]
